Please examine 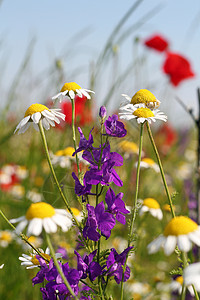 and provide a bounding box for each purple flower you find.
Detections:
[83,202,116,241]
[72,172,92,197]
[104,247,133,284]
[74,250,102,281]
[104,114,127,138]
[105,188,130,224]
[99,106,107,119]
[80,285,92,300]
[73,127,94,156]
